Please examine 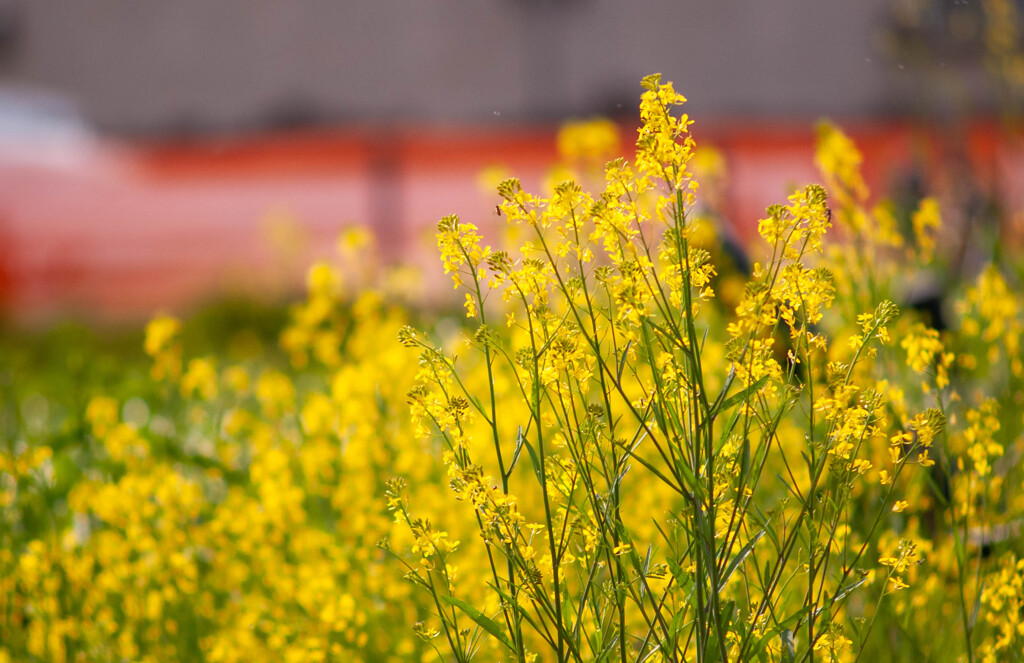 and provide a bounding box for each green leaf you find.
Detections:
[715,409,744,452]
[490,584,550,648]
[830,575,868,605]
[776,473,802,501]
[970,579,984,629]
[665,556,694,597]
[669,454,704,502]
[523,437,544,485]
[442,595,515,652]
[712,364,736,413]
[739,436,750,483]
[746,607,810,661]
[619,444,691,499]
[706,600,737,663]
[780,629,795,663]
[721,529,765,586]
[750,504,782,555]
[713,375,769,416]
[505,425,525,481]
[616,341,632,383]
